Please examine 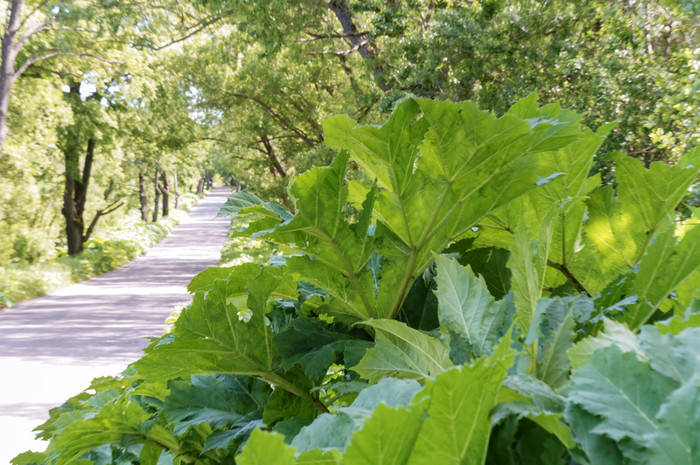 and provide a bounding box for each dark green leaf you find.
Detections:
[162,374,269,435]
